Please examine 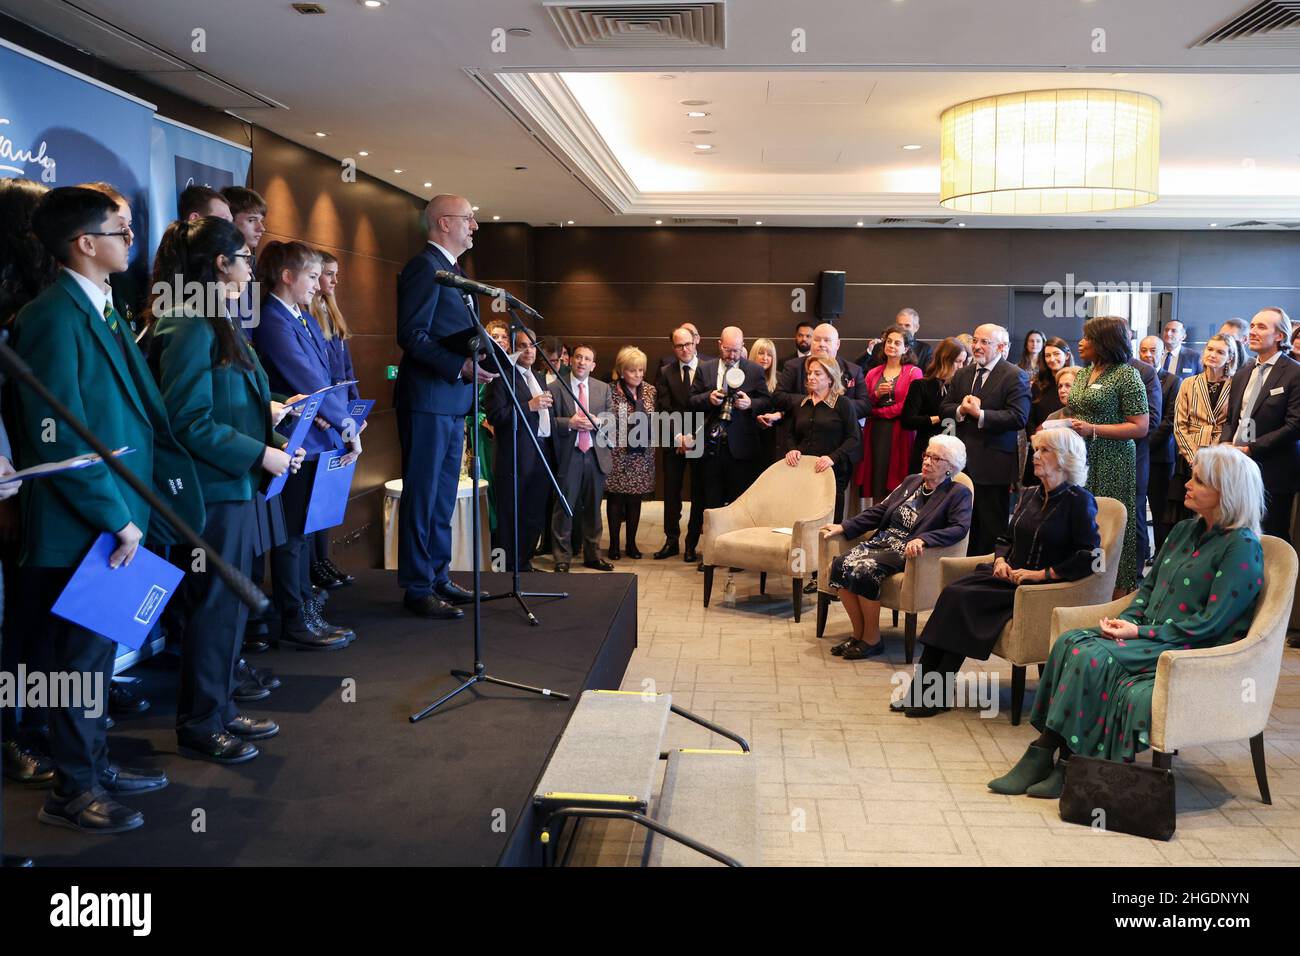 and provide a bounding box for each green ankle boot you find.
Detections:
[987,744,1056,795]
[1026,761,1069,799]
